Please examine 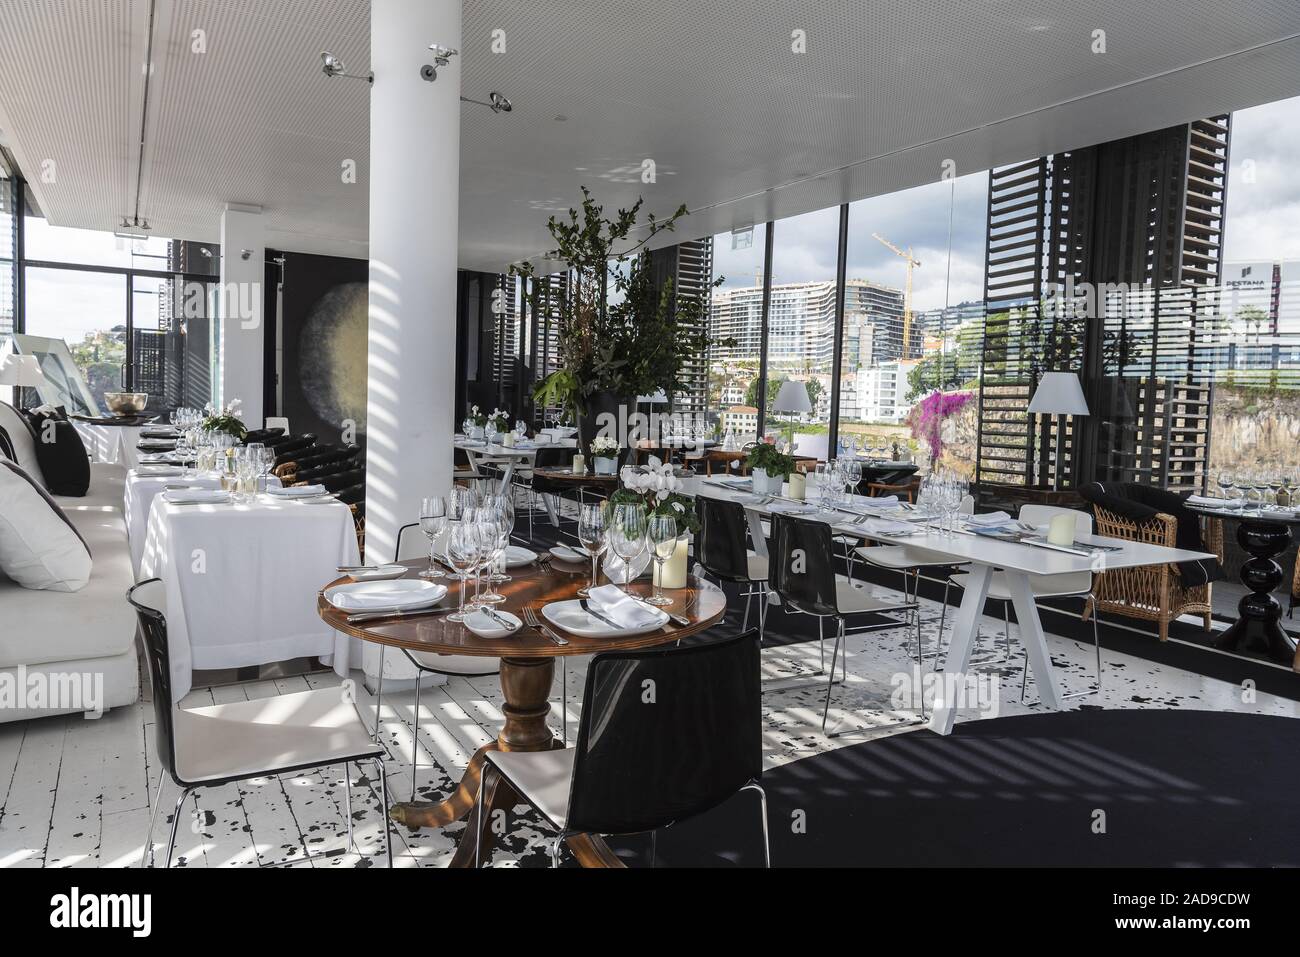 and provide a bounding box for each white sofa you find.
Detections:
[0,402,139,721]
